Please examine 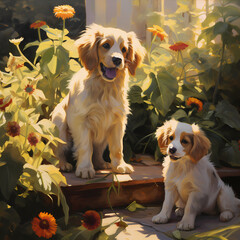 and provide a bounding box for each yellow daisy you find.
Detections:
[53,5,75,20]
